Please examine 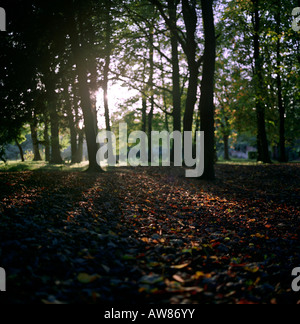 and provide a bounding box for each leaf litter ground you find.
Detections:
[0,164,299,304]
